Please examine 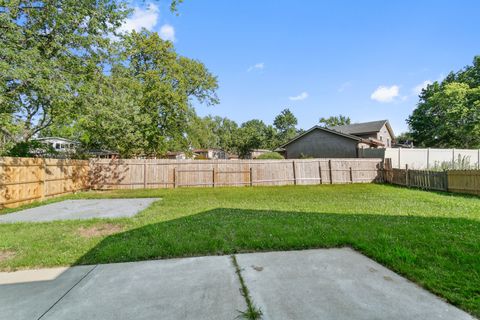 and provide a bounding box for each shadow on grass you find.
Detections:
[75,208,480,317]
[0,203,476,319]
